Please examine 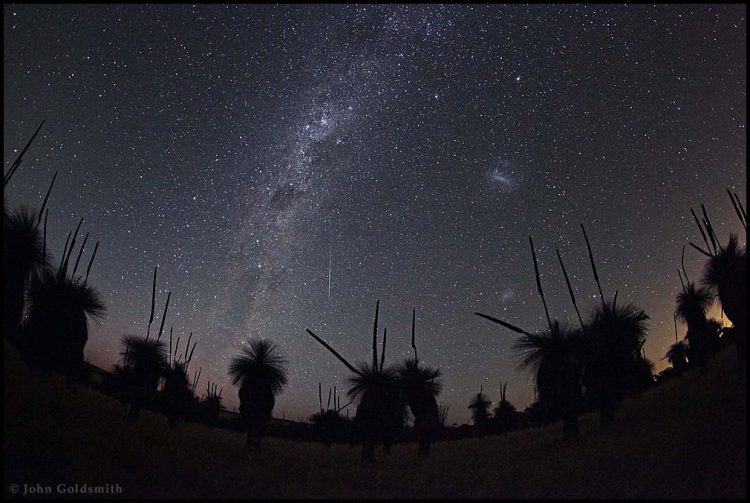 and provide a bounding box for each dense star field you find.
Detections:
[3,4,746,423]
